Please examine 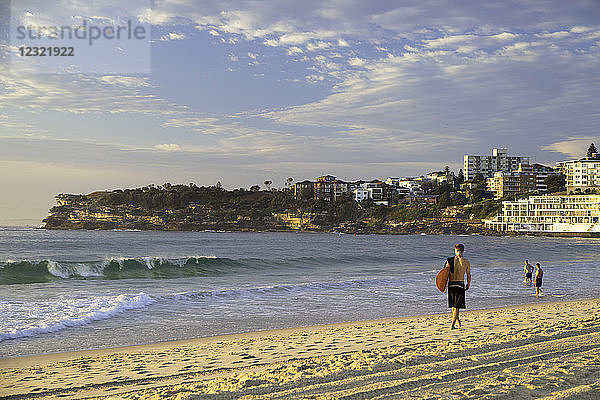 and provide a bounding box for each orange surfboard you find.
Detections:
[436,266,450,293]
